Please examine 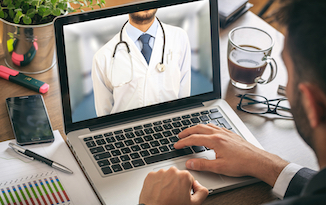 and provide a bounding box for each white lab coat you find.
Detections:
[92,22,191,117]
